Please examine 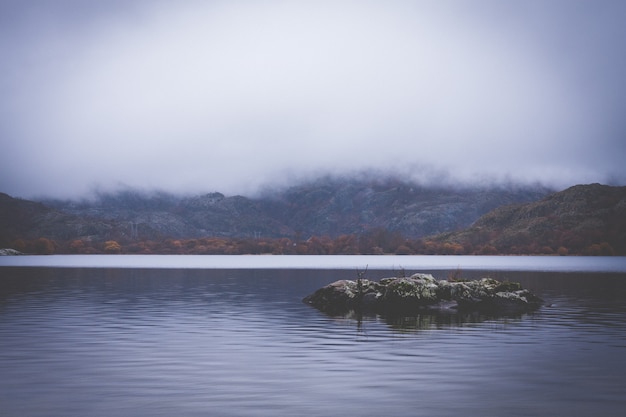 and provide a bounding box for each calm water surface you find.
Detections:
[1,259,625,417]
